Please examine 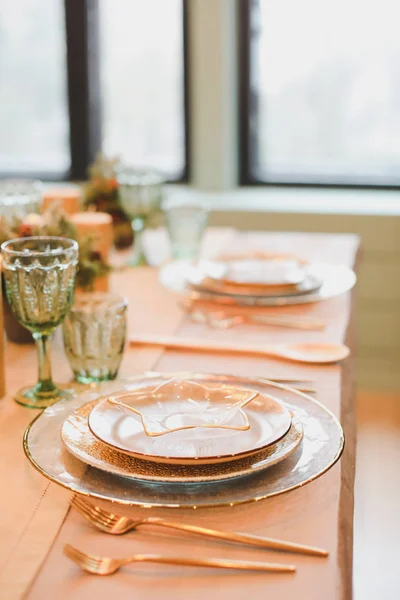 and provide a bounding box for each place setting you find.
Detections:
[0,203,356,588]
[159,248,357,307]
[0,213,352,583]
